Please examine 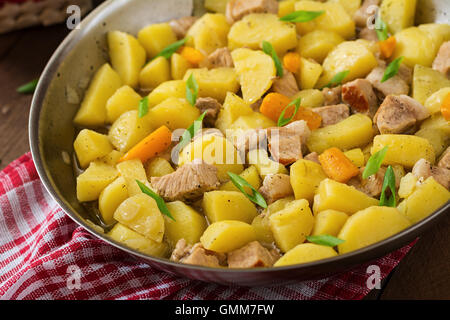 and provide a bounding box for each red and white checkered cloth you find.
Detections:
[0,153,414,300]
